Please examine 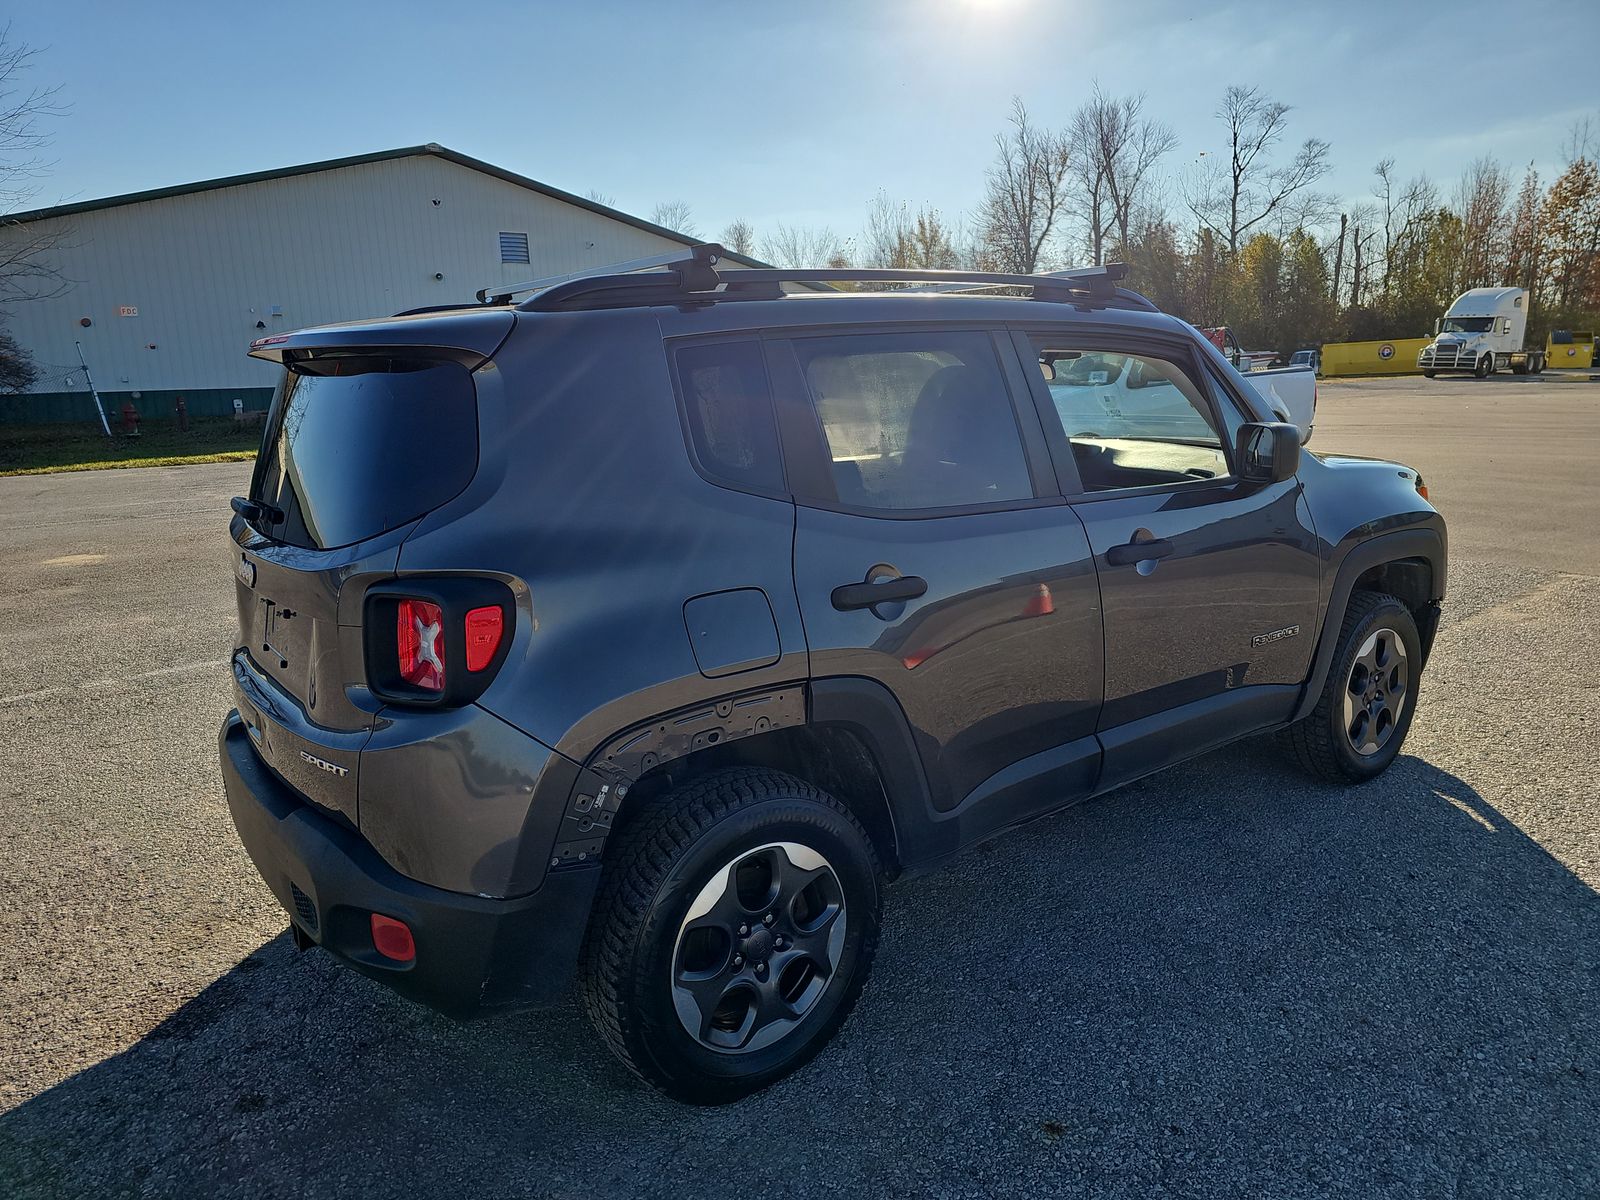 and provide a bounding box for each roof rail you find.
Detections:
[476,243,724,304]
[478,243,1155,313]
